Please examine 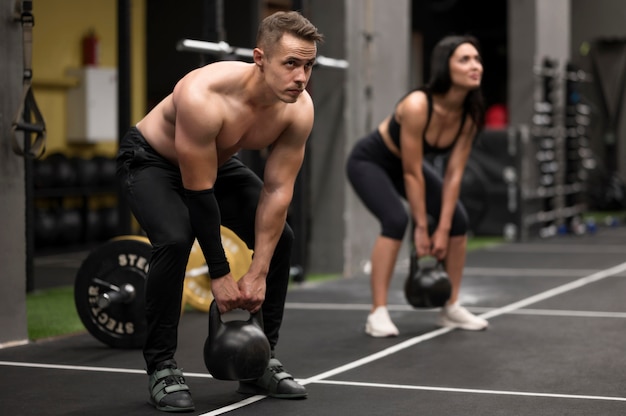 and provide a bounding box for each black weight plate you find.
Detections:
[74,238,151,348]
